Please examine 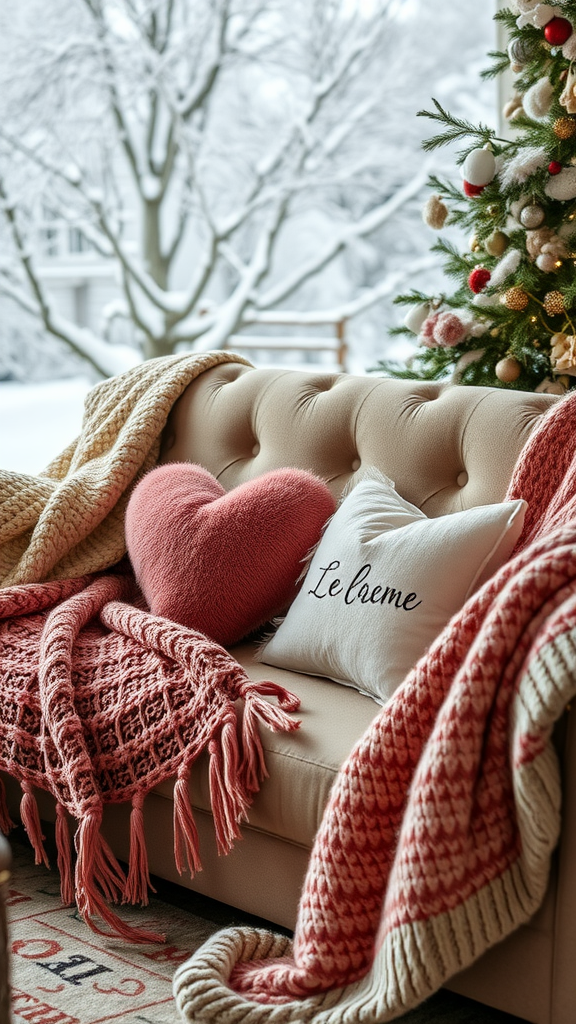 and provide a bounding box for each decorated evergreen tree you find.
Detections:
[375,1,576,395]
